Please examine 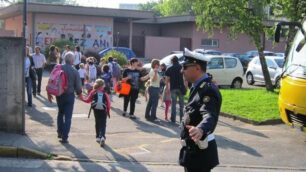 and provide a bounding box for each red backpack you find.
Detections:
[46,64,68,96]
